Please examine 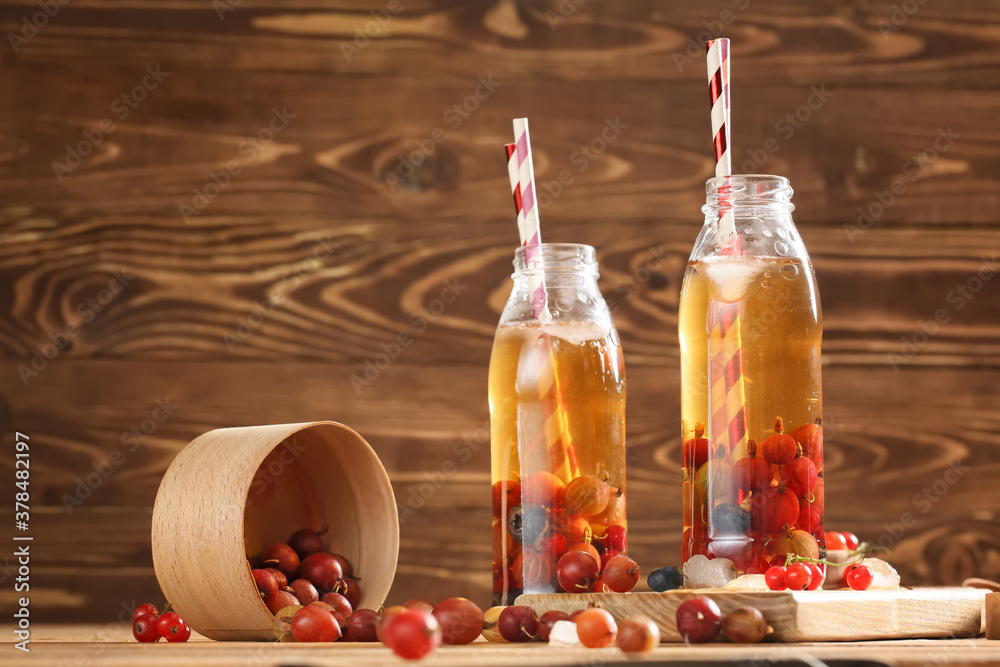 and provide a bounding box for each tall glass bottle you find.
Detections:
[679,175,824,574]
[489,243,626,605]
